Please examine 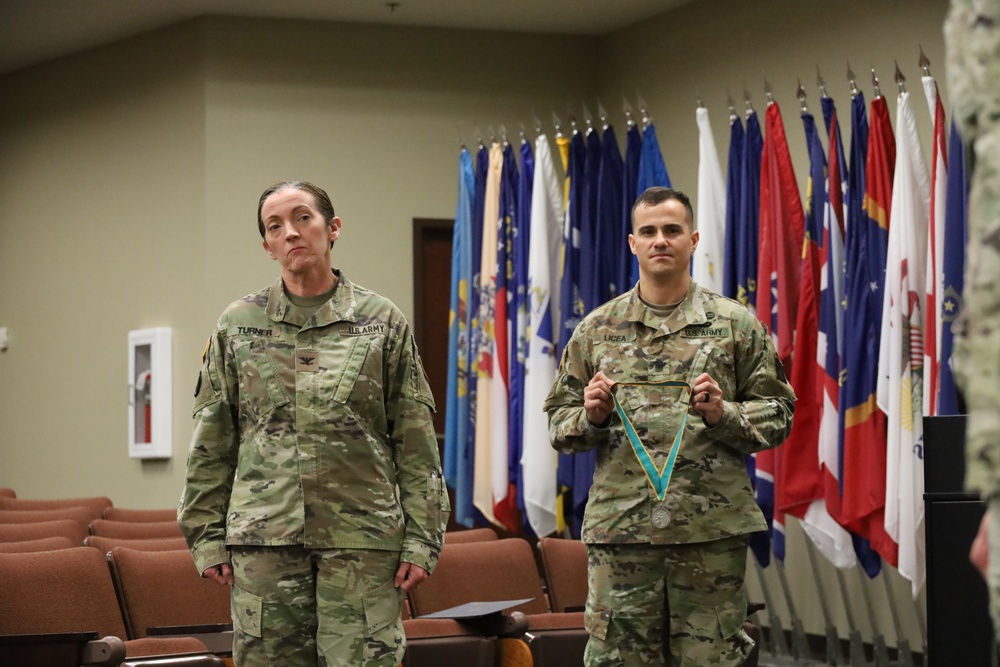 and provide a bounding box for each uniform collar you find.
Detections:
[624,281,712,336]
[265,268,359,327]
